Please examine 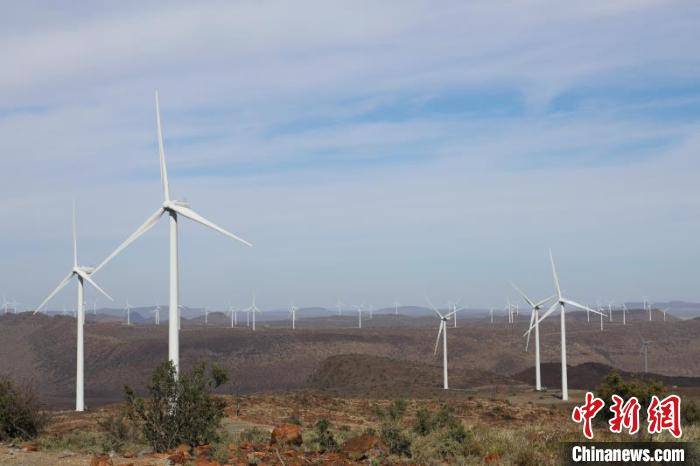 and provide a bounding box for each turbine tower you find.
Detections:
[125,300,131,326]
[393,300,400,316]
[622,303,627,325]
[229,304,237,328]
[152,305,161,325]
[355,304,363,329]
[449,299,461,328]
[289,303,298,330]
[93,91,252,374]
[336,298,343,316]
[514,283,553,391]
[33,203,113,412]
[426,297,457,390]
[244,295,262,331]
[526,251,603,401]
